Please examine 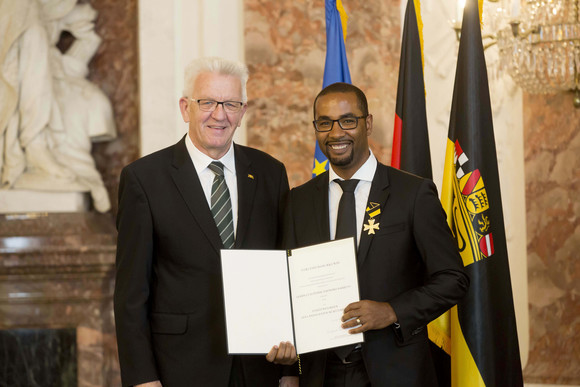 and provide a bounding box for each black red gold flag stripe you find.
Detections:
[391,0,432,180]
[390,2,450,384]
